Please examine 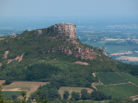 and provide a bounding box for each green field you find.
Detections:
[120,73,138,86]
[96,83,138,98]
[50,100,109,103]
[96,73,128,85]
[93,42,138,53]
[1,91,23,99]
[83,40,138,54]
[127,53,138,57]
